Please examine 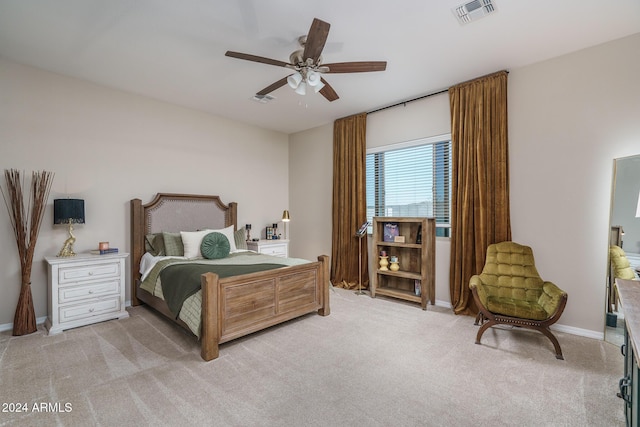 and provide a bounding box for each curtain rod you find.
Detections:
[367,88,449,115]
